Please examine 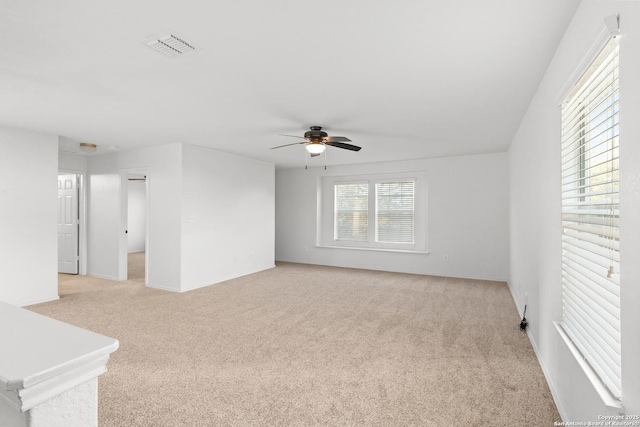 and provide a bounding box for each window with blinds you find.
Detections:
[560,36,620,399]
[376,180,415,244]
[333,179,417,247]
[334,183,369,241]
